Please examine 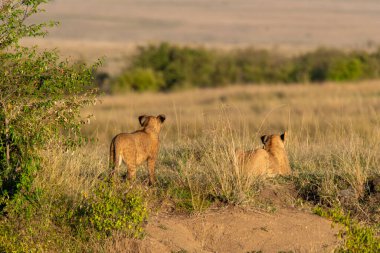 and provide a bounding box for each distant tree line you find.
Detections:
[110,43,380,92]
